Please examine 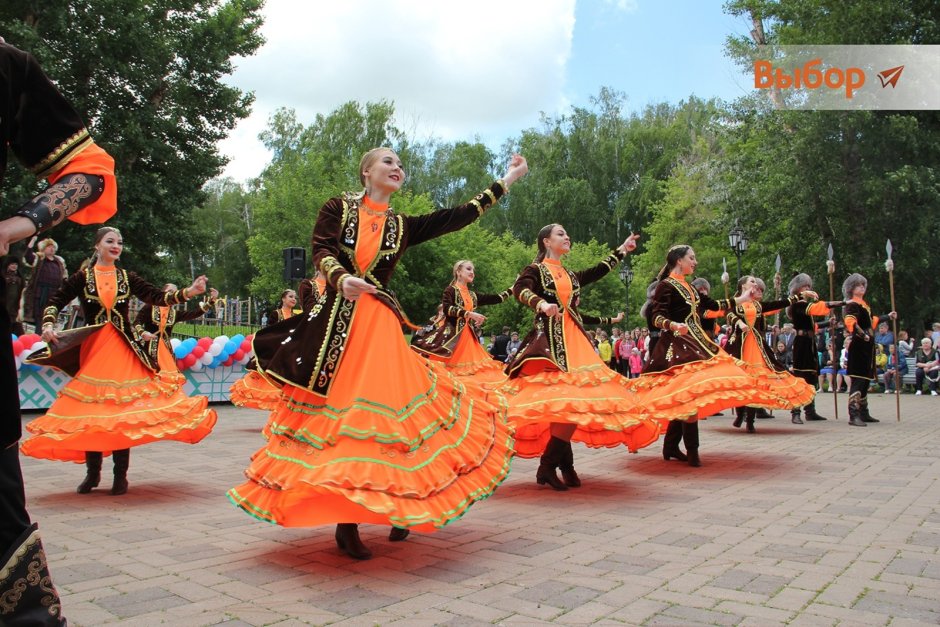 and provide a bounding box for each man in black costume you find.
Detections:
[1,38,117,626]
